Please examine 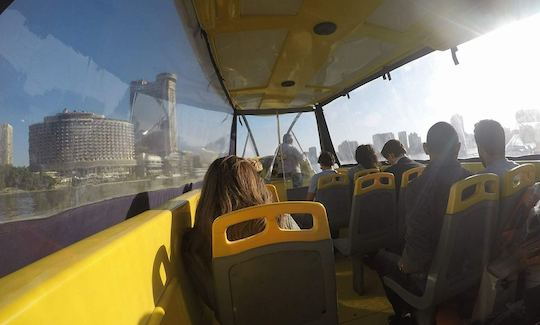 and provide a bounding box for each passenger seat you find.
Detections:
[212,202,338,325]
